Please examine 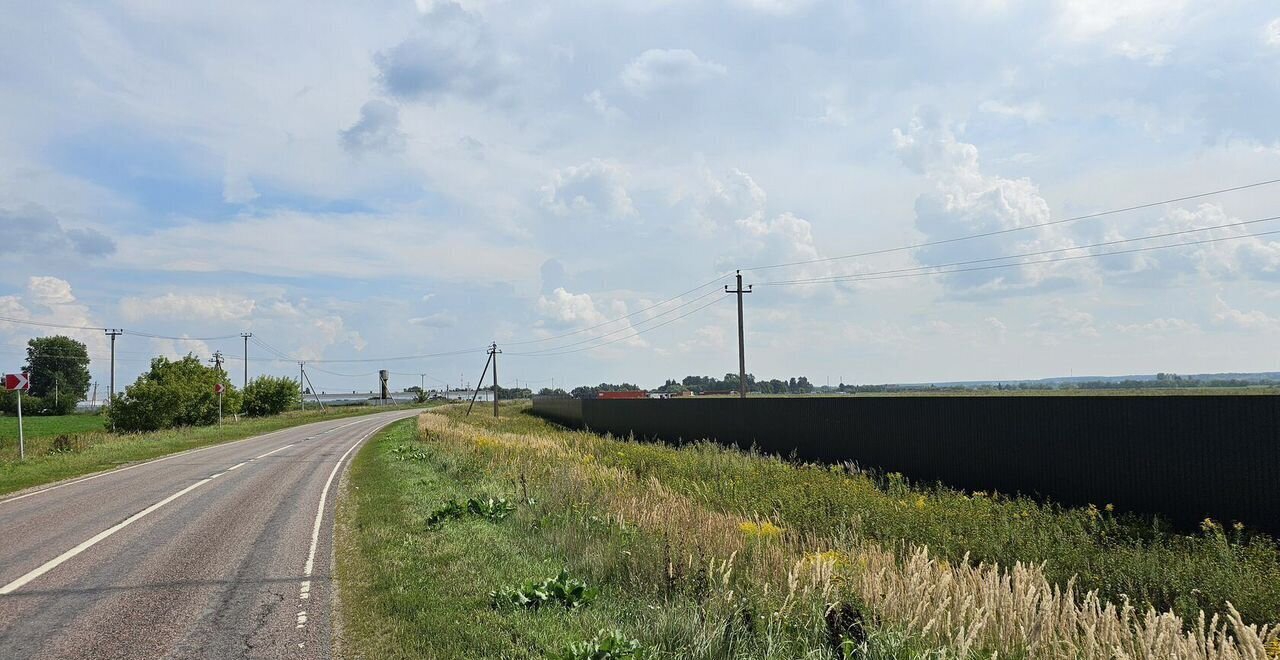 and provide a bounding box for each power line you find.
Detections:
[509,289,722,356]
[503,272,733,346]
[307,365,380,378]
[508,296,727,357]
[0,316,105,331]
[756,227,1280,287]
[742,177,1280,273]
[758,213,1280,286]
[123,329,244,341]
